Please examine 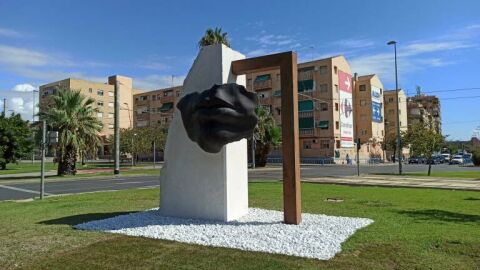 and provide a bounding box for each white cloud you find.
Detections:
[12,83,36,92]
[332,38,375,49]
[133,74,186,90]
[0,27,24,38]
[0,90,38,121]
